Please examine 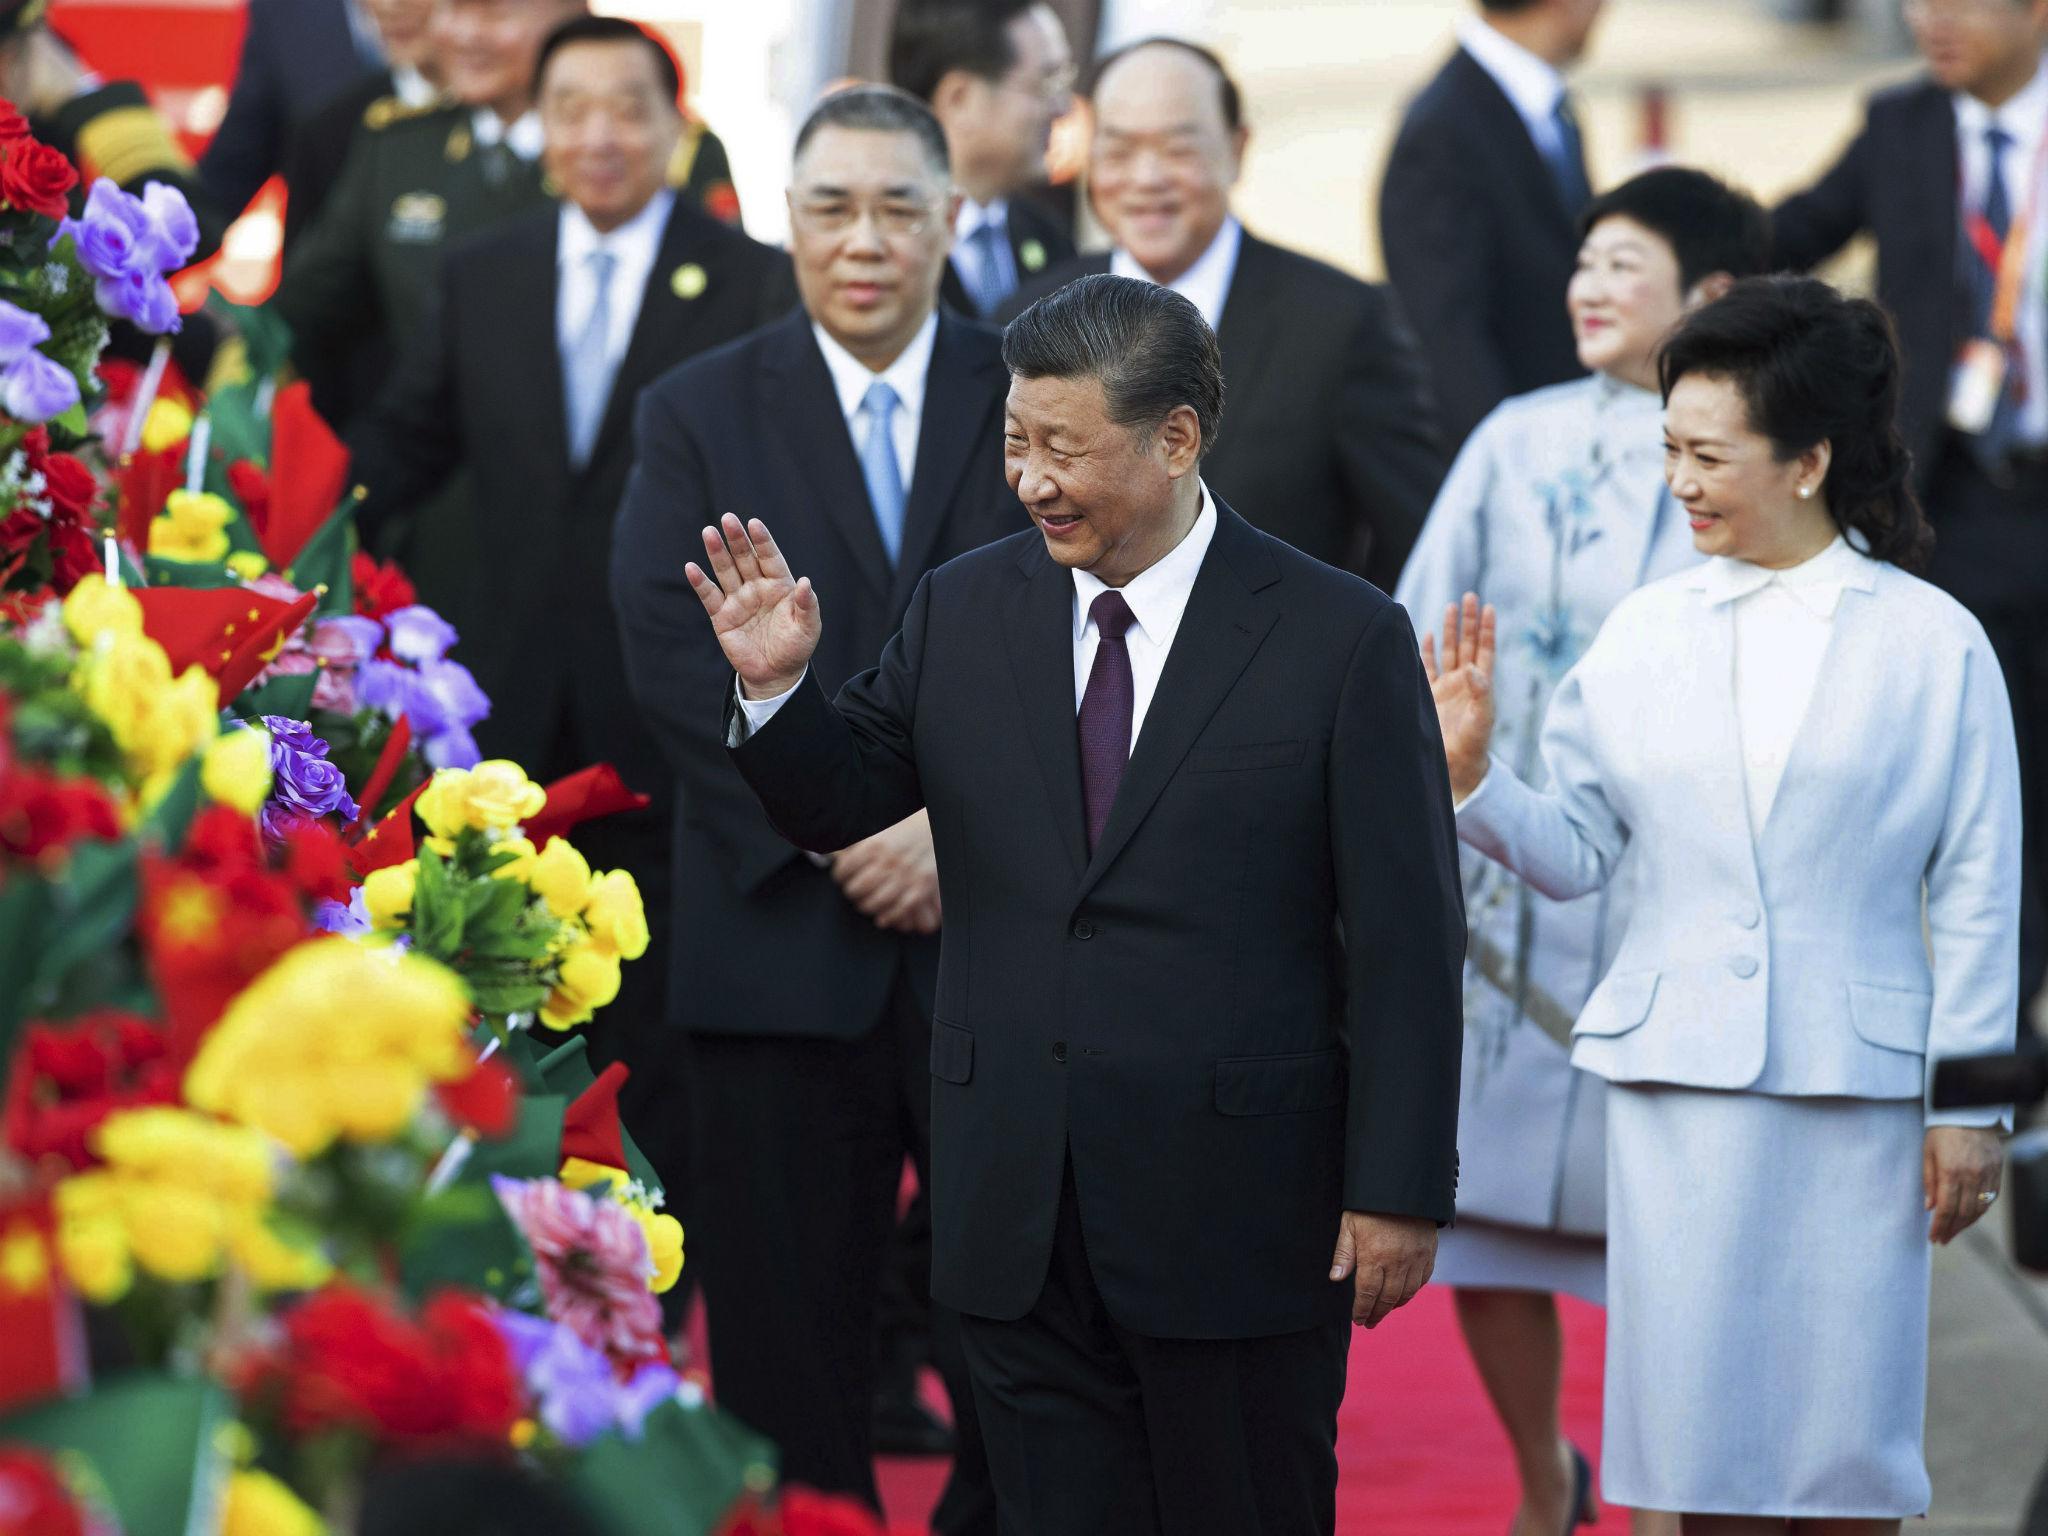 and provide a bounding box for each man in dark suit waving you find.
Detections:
[688,275,1465,1534]
[610,86,1012,1524]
